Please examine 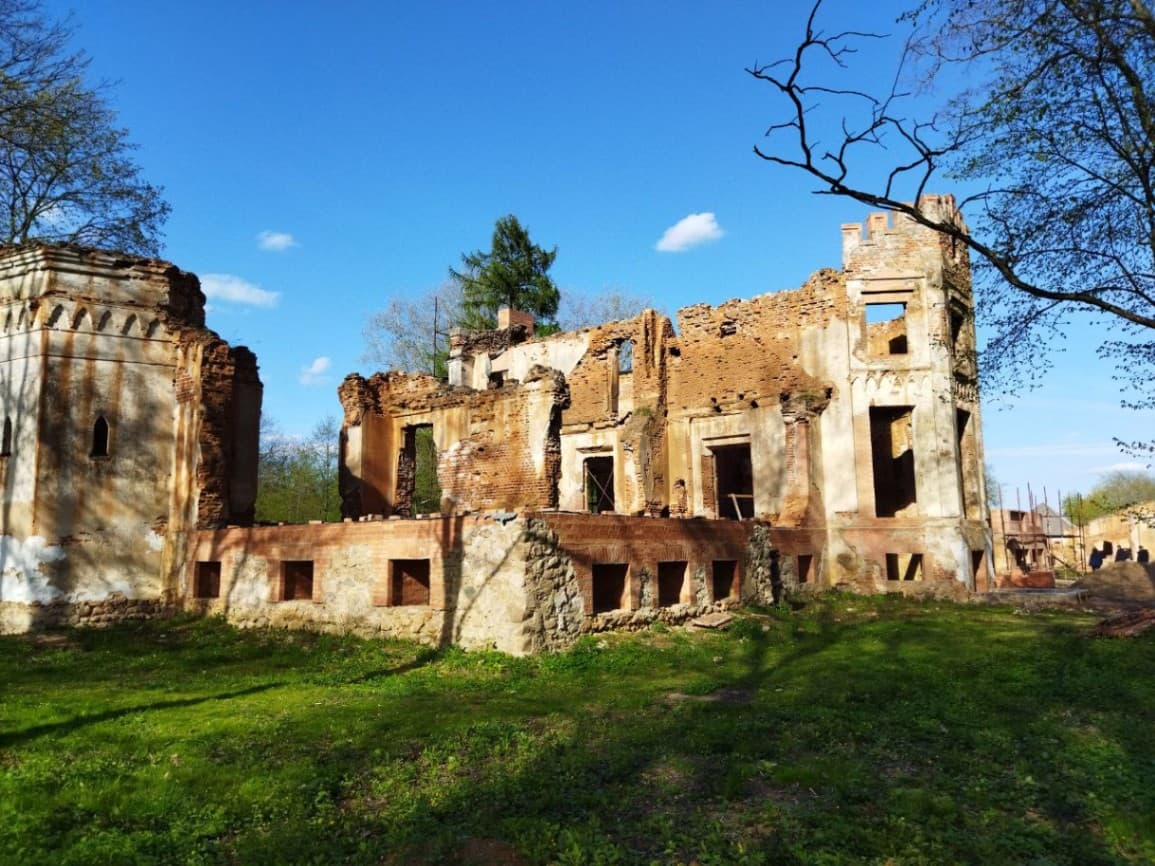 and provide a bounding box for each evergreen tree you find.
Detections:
[450,214,560,330]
